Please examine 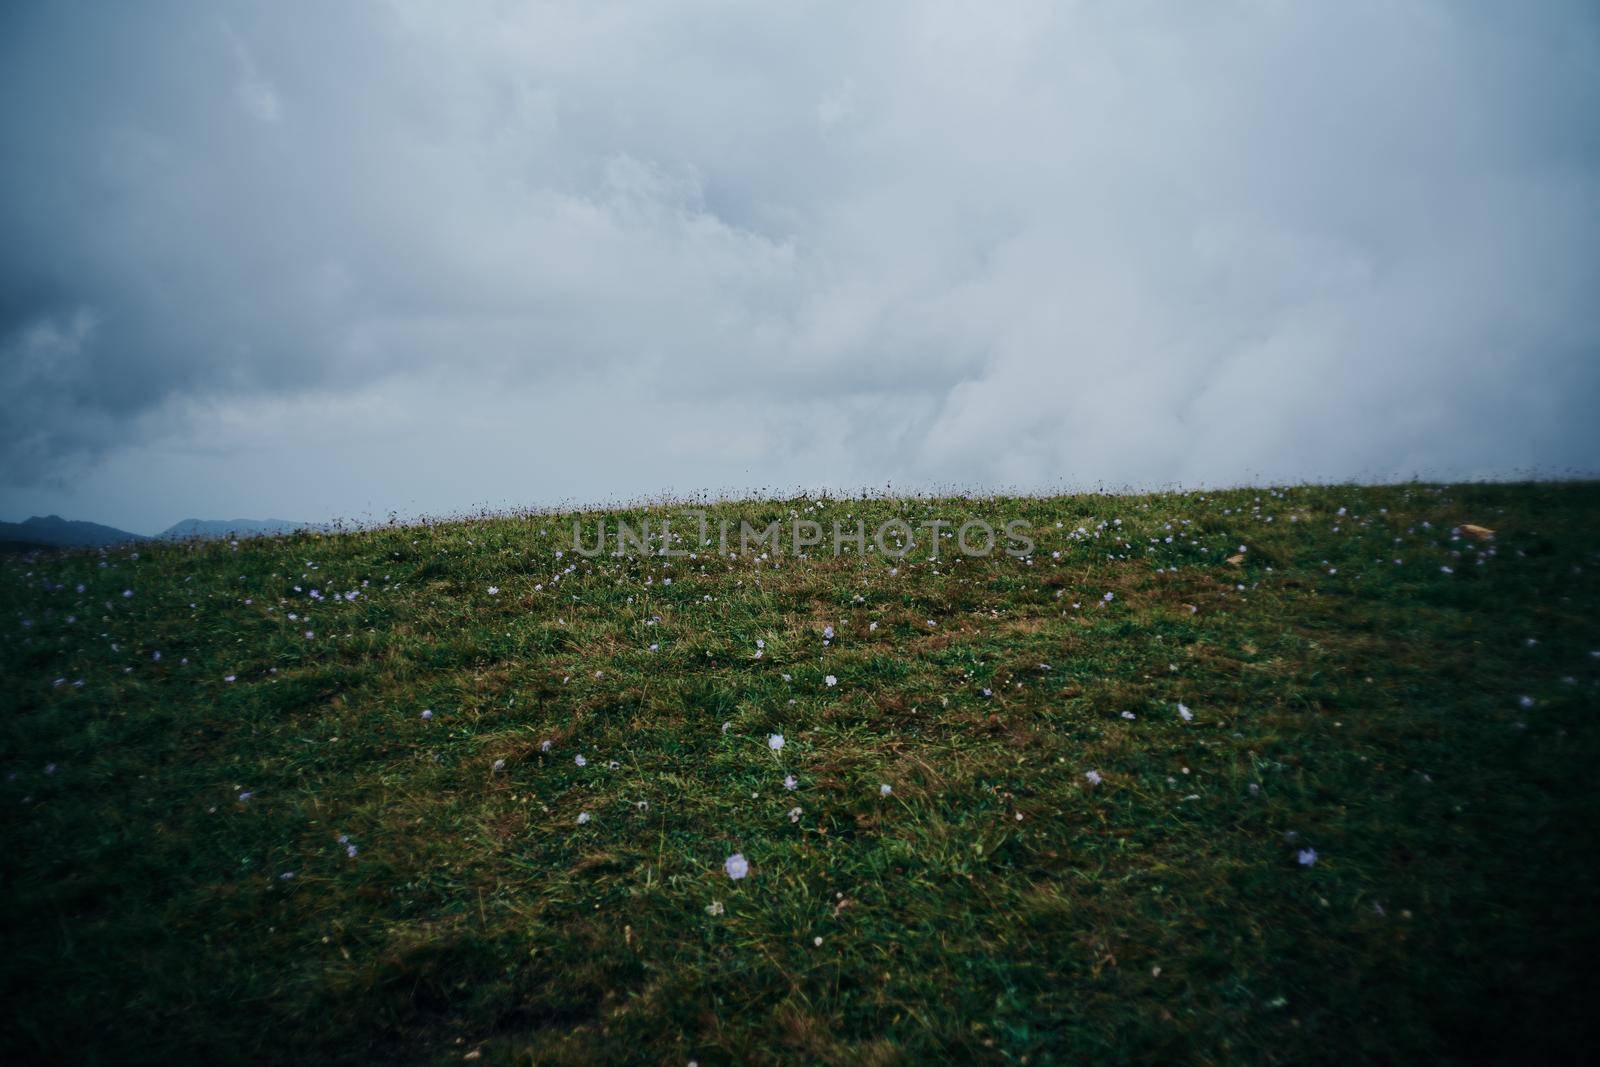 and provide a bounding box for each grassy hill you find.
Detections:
[3,483,1598,1064]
